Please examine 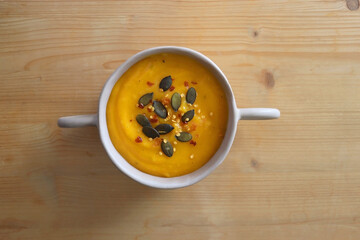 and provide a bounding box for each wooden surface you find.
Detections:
[1,0,360,239]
